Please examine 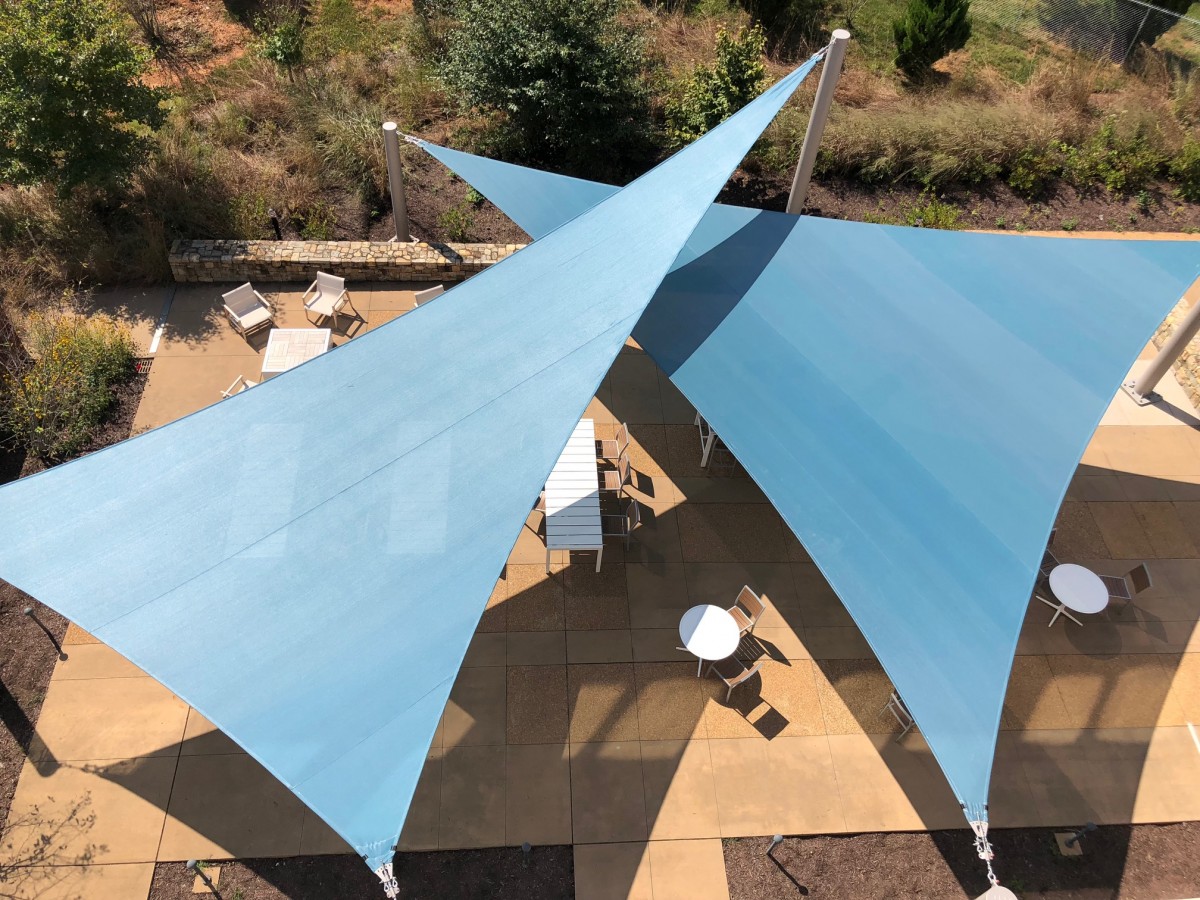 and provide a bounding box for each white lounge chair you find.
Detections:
[413,284,445,307]
[222,283,274,338]
[303,271,357,327]
[220,375,258,398]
